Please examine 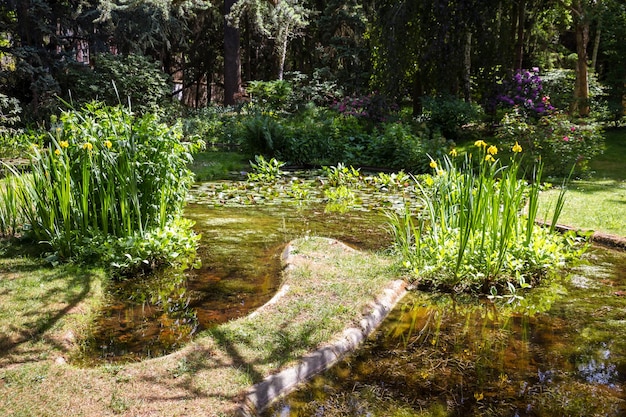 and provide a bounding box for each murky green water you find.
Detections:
[84,200,392,363]
[265,247,626,416]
